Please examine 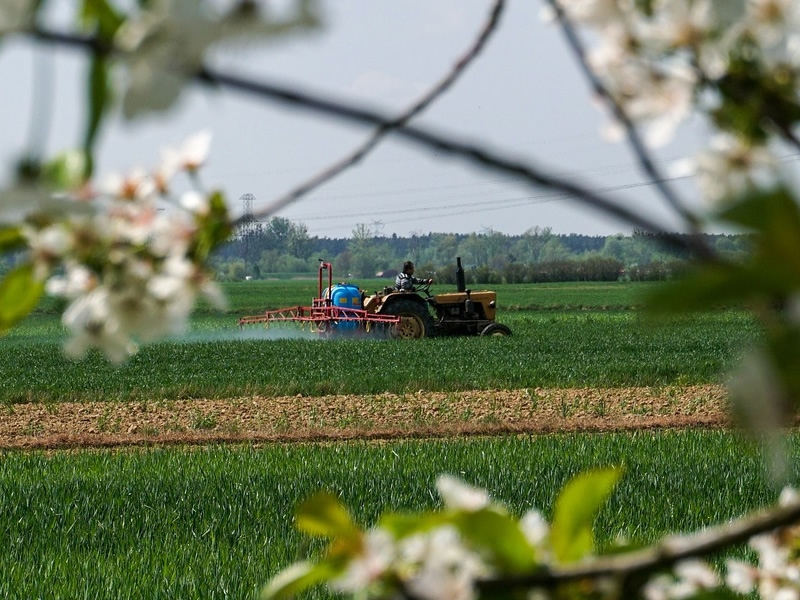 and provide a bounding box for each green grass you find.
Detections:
[1,431,794,599]
[3,283,759,405]
[0,309,758,403]
[1,280,771,599]
[216,279,664,315]
[500,281,663,309]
